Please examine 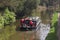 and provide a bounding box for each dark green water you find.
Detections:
[8,20,36,40]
